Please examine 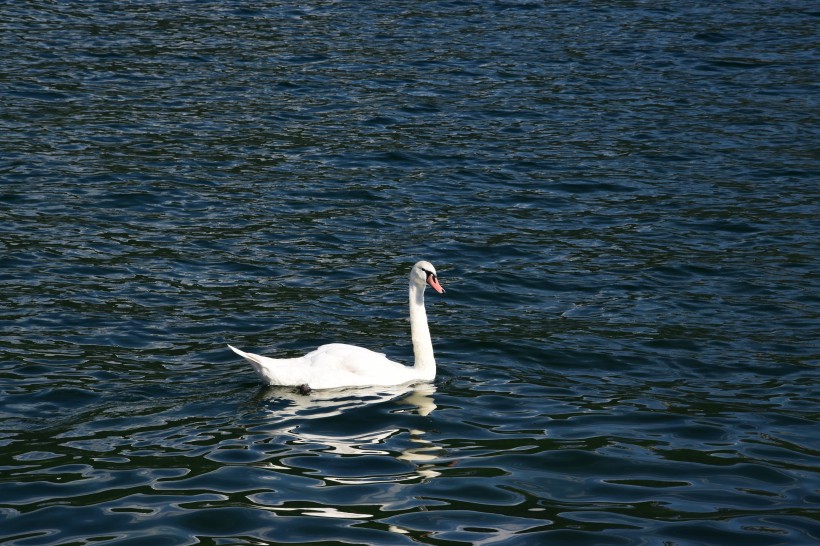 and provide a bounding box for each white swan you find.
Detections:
[228,261,445,390]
